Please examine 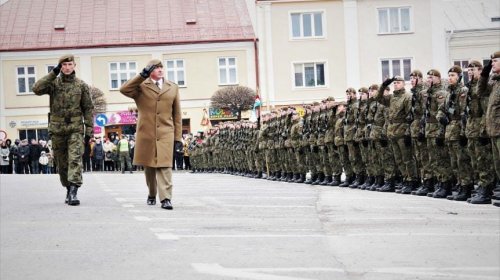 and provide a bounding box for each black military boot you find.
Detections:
[400,181,416,194]
[312,173,323,185]
[280,172,288,181]
[329,175,341,186]
[296,173,306,183]
[65,186,70,204]
[370,176,384,191]
[321,175,332,186]
[285,172,292,183]
[339,175,353,187]
[348,174,360,188]
[378,178,395,192]
[427,181,442,197]
[413,179,432,196]
[432,181,452,199]
[68,185,80,206]
[255,171,263,179]
[449,184,473,201]
[360,176,374,190]
[469,185,493,204]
